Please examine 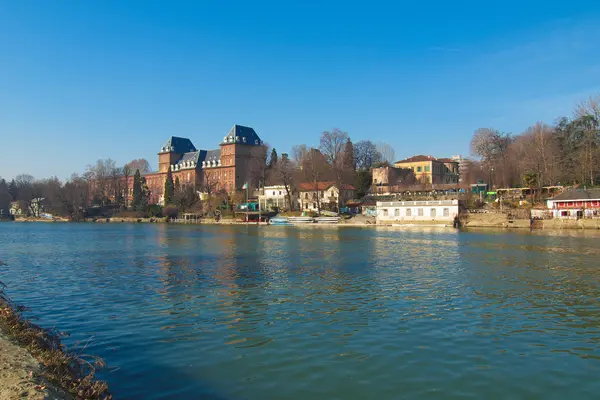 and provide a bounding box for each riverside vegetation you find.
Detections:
[0,281,111,400]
